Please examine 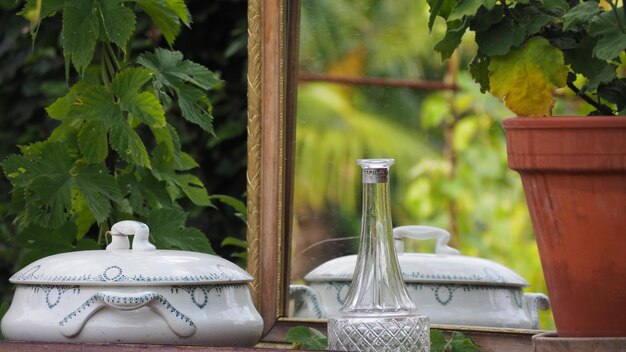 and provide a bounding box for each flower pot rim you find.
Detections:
[503,116,626,130]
